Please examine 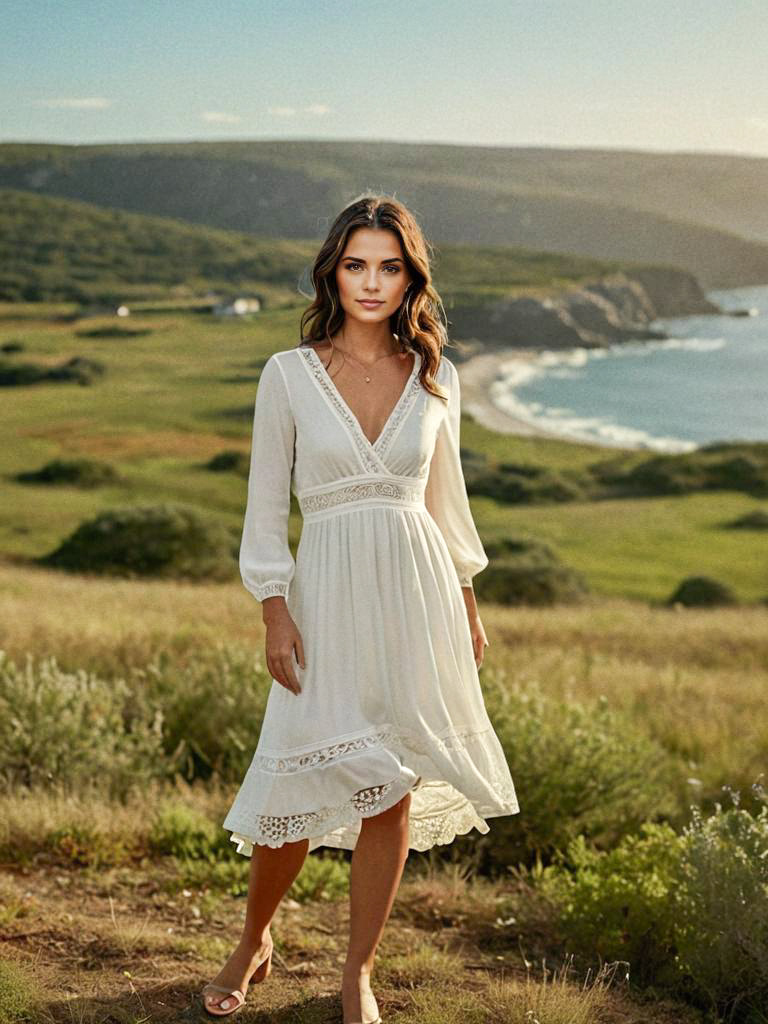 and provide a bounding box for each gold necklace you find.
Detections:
[327,331,406,383]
